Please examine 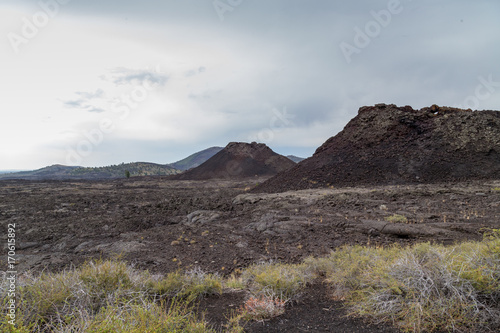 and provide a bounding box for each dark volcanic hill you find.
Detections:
[255,104,500,193]
[172,142,296,180]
